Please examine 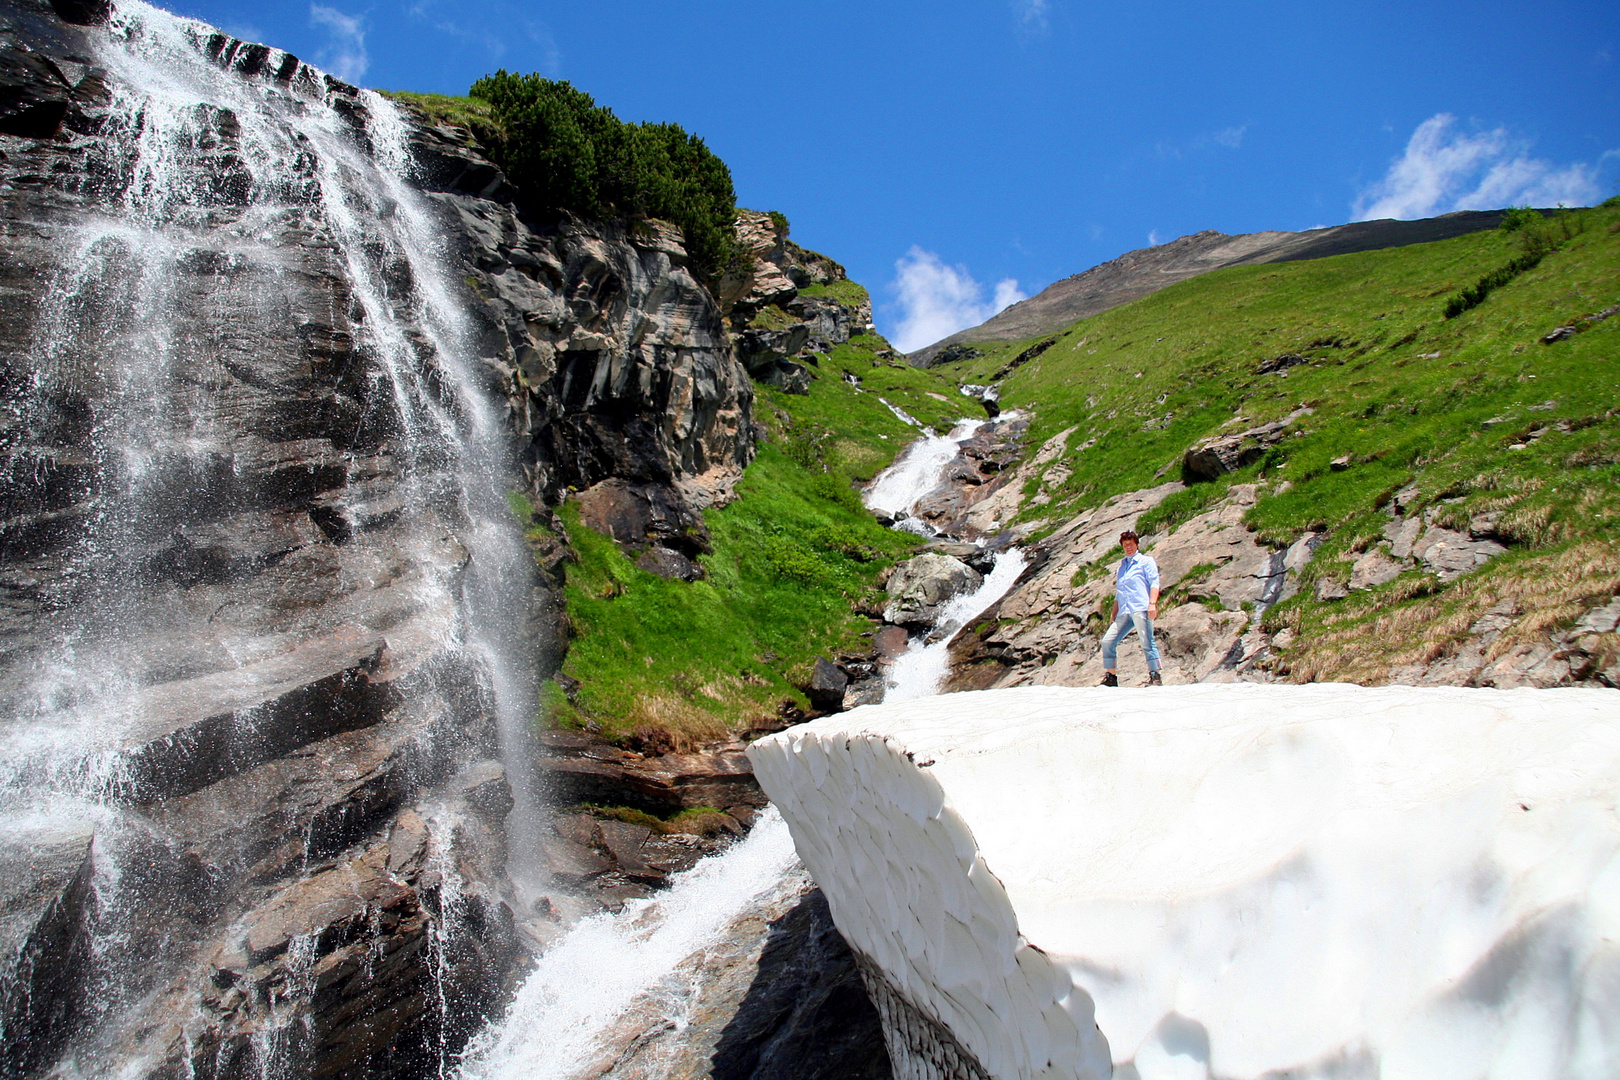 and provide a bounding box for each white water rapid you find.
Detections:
[456,809,801,1080]
[863,416,1029,699]
[883,549,1026,703]
[452,417,1030,1074]
[862,418,984,535]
